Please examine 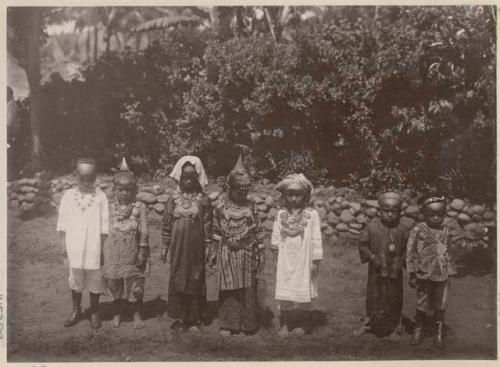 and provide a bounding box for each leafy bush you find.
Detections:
[14,6,496,202]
